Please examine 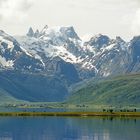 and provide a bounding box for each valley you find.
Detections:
[0,26,140,110]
